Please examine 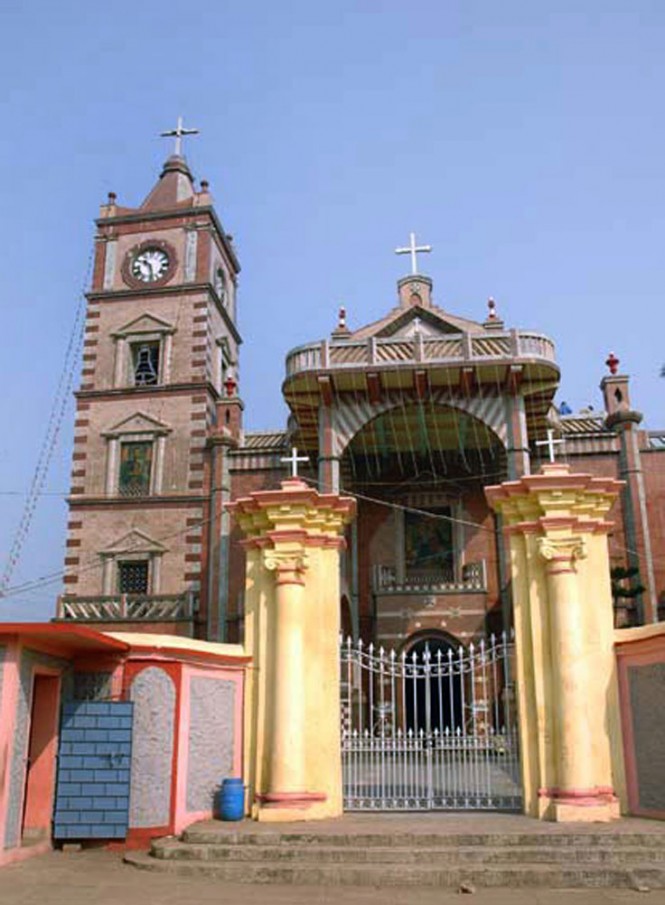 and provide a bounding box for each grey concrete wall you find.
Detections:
[128,667,175,828]
[628,662,665,812]
[4,649,69,851]
[186,677,235,813]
